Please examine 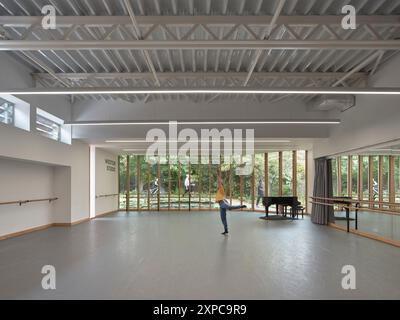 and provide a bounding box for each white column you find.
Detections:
[89,145,96,218]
